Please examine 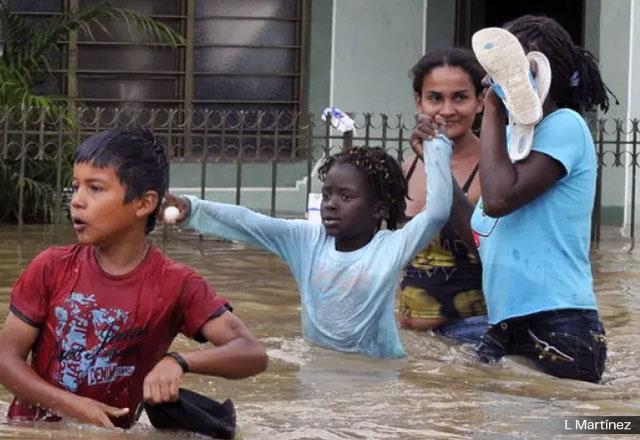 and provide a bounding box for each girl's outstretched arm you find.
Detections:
[164,193,318,263]
[390,136,453,266]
